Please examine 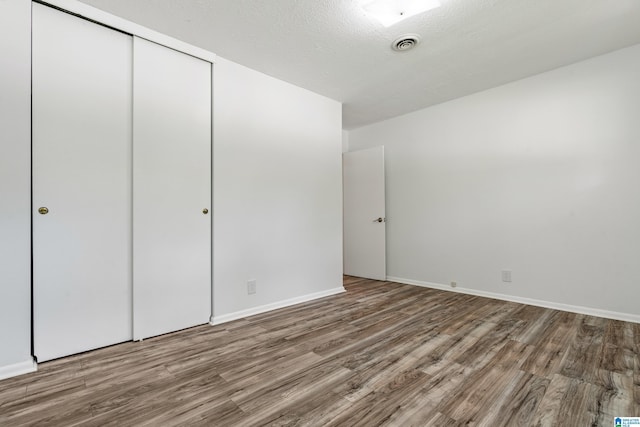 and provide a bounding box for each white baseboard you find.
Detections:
[0,358,37,381]
[387,276,640,324]
[211,286,346,325]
